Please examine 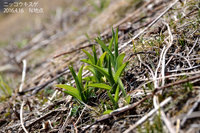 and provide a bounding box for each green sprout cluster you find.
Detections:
[56,29,129,112]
